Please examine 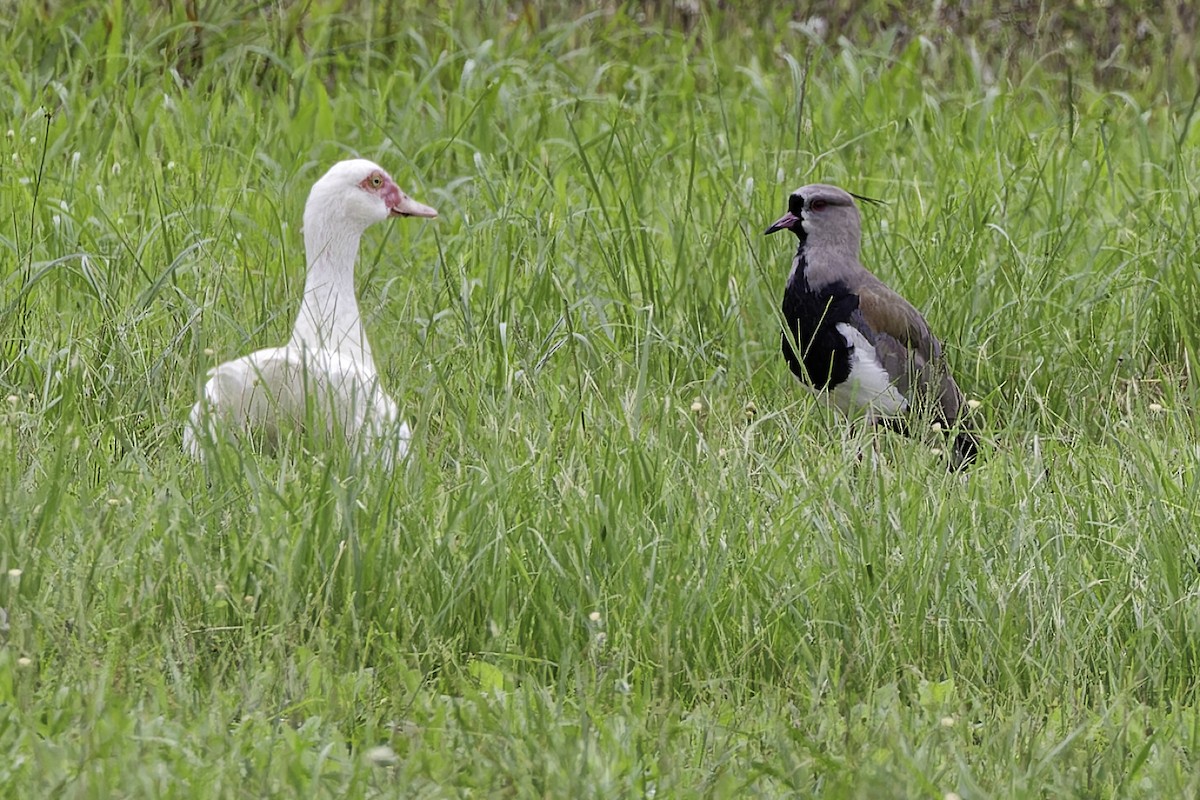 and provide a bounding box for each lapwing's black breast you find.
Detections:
[780,250,859,390]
